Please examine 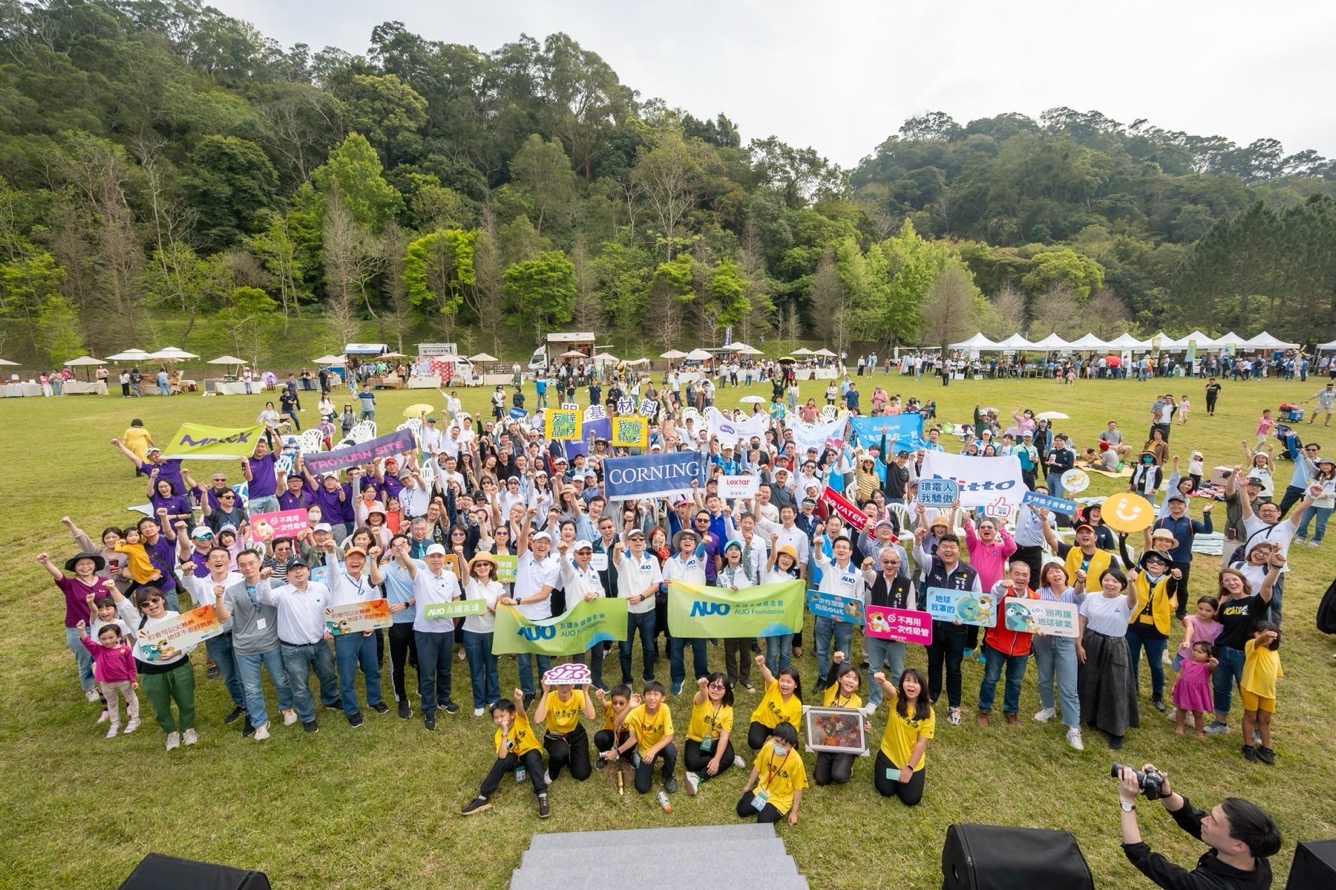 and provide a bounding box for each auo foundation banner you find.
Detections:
[666,579,804,639]
[493,596,628,656]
